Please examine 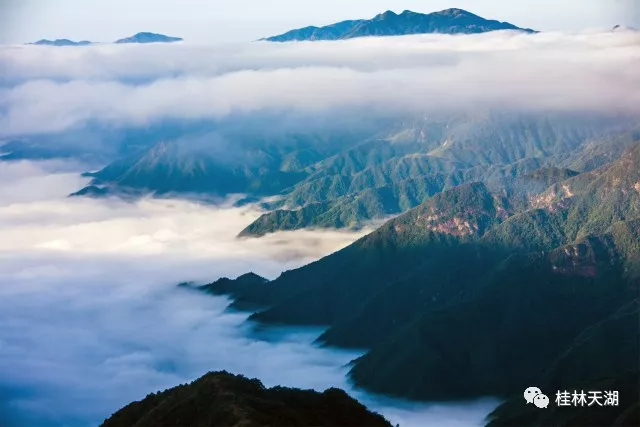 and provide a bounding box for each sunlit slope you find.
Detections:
[208,144,640,406]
